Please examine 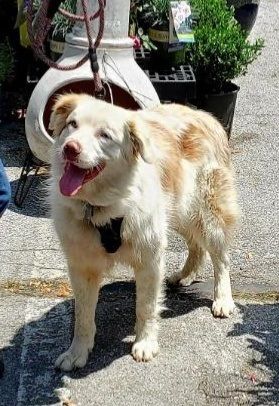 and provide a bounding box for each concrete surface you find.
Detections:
[0,0,278,404]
